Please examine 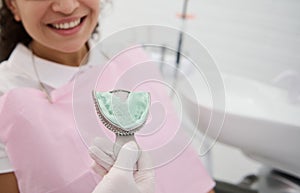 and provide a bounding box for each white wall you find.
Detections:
[100,0,300,84]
